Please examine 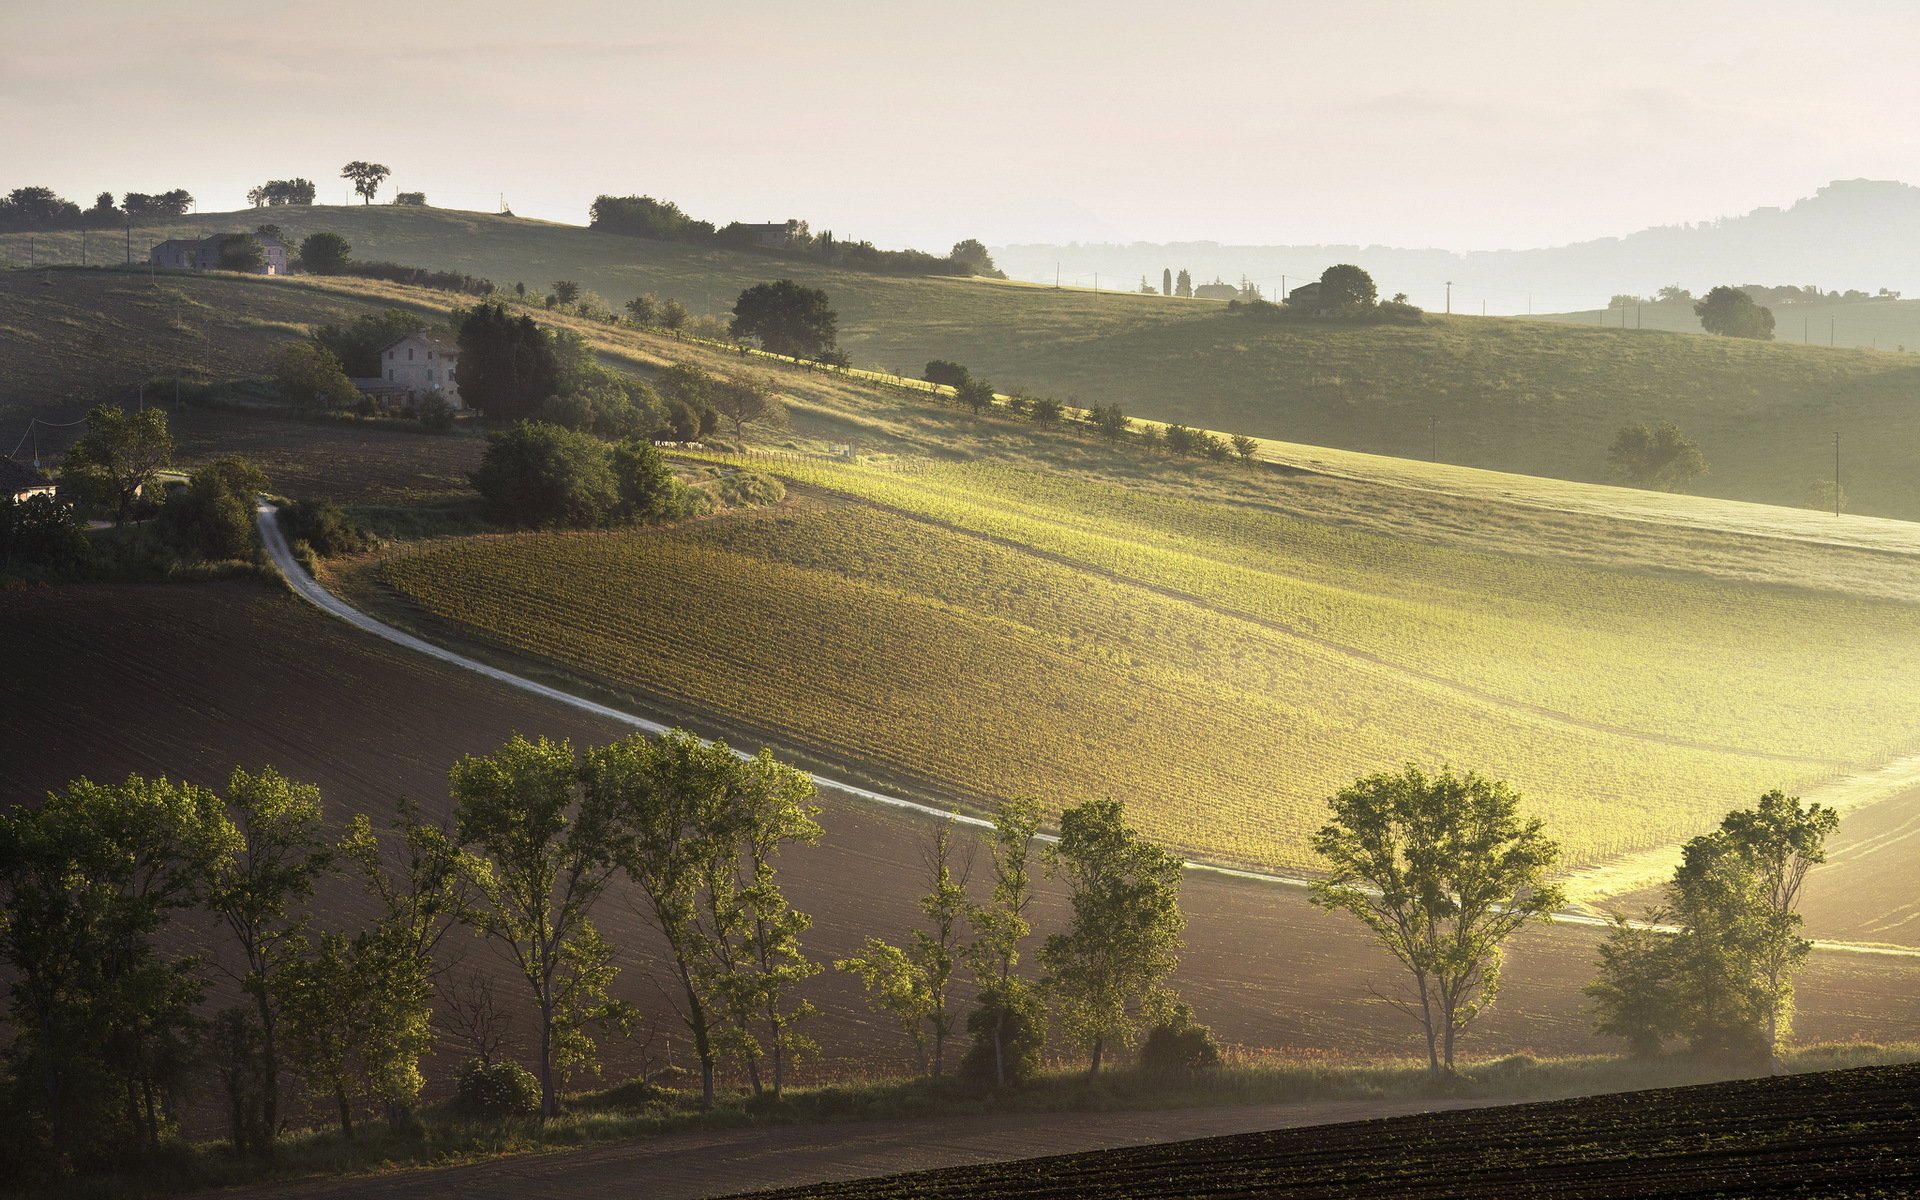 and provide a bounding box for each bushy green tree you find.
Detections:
[451,735,627,1117]
[1040,799,1186,1075]
[1319,264,1378,314]
[611,438,691,521]
[63,404,173,524]
[275,341,357,410]
[551,280,581,306]
[1585,914,1683,1057]
[712,375,778,439]
[456,302,559,422]
[1088,403,1131,442]
[625,294,660,325]
[341,161,390,204]
[470,422,619,529]
[955,377,996,416]
[158,456,268,562]
[1608,421,1707,492]
[959,798,1042,1089]
[276,927,431,1137]
[1695,286,1775,339]
[0,776,239,1169]
[217,234,265,273]
[0,492,88,572]
[1310,765,1563,1074]
[313,308,424,377]
[298,232,351,275]
[730,280,839,359]
[205,768,335,1147]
